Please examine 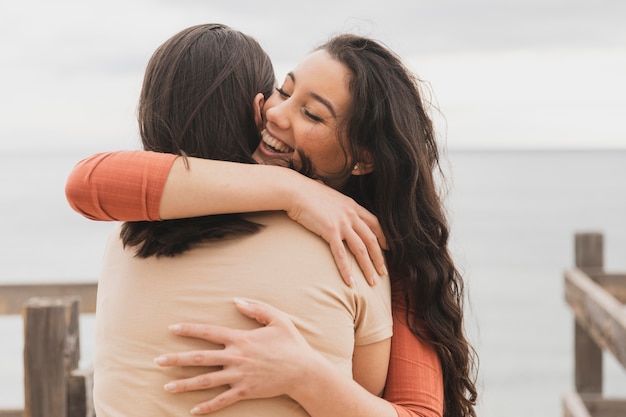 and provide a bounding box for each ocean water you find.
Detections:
[1,149,626,416]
